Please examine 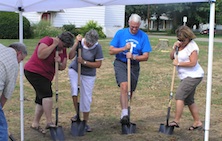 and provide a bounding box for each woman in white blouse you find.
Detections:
[169,25,204,131]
